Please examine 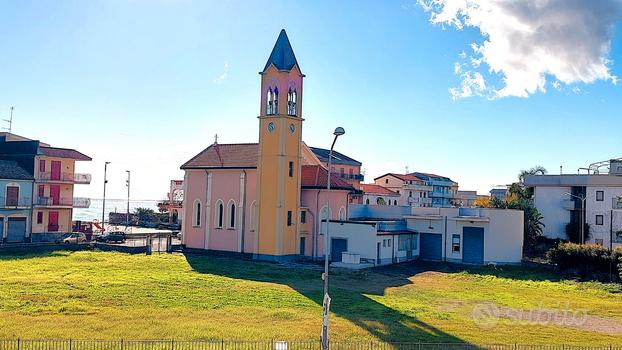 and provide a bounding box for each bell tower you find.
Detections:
[256,29,304,259]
